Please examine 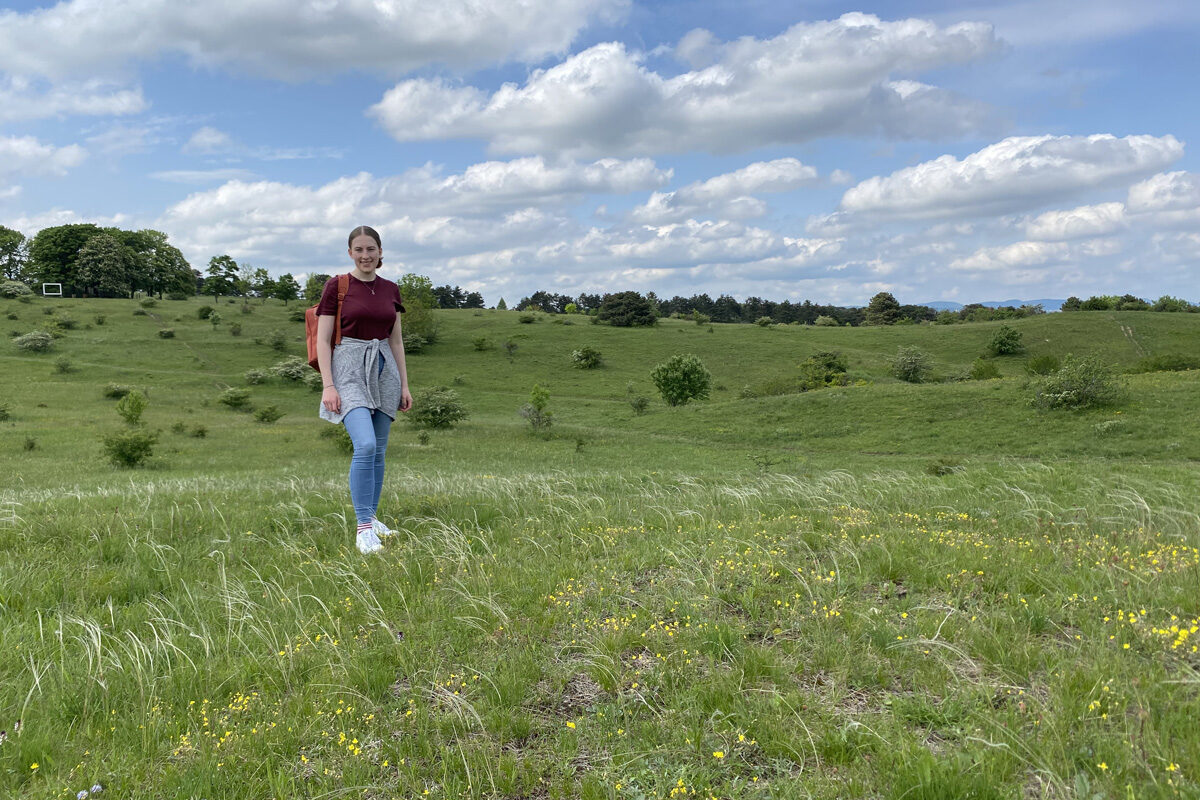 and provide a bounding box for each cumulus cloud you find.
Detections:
[0,0,626,80]
[0,76,145,123]
[0,136,87,180]
[949,240,1069,272]
[1025,202,1126,240]
[370,13,1002,156]
[1126,171,1200,213]
[631,159,817,223]
[835,134,1183,222]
